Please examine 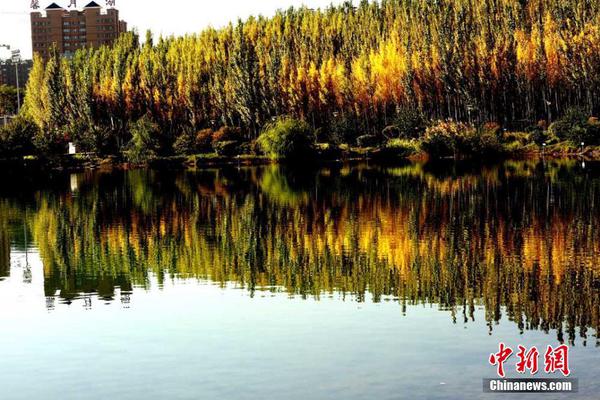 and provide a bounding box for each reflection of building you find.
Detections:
[31,1,128,59]
[0,59,33,87]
